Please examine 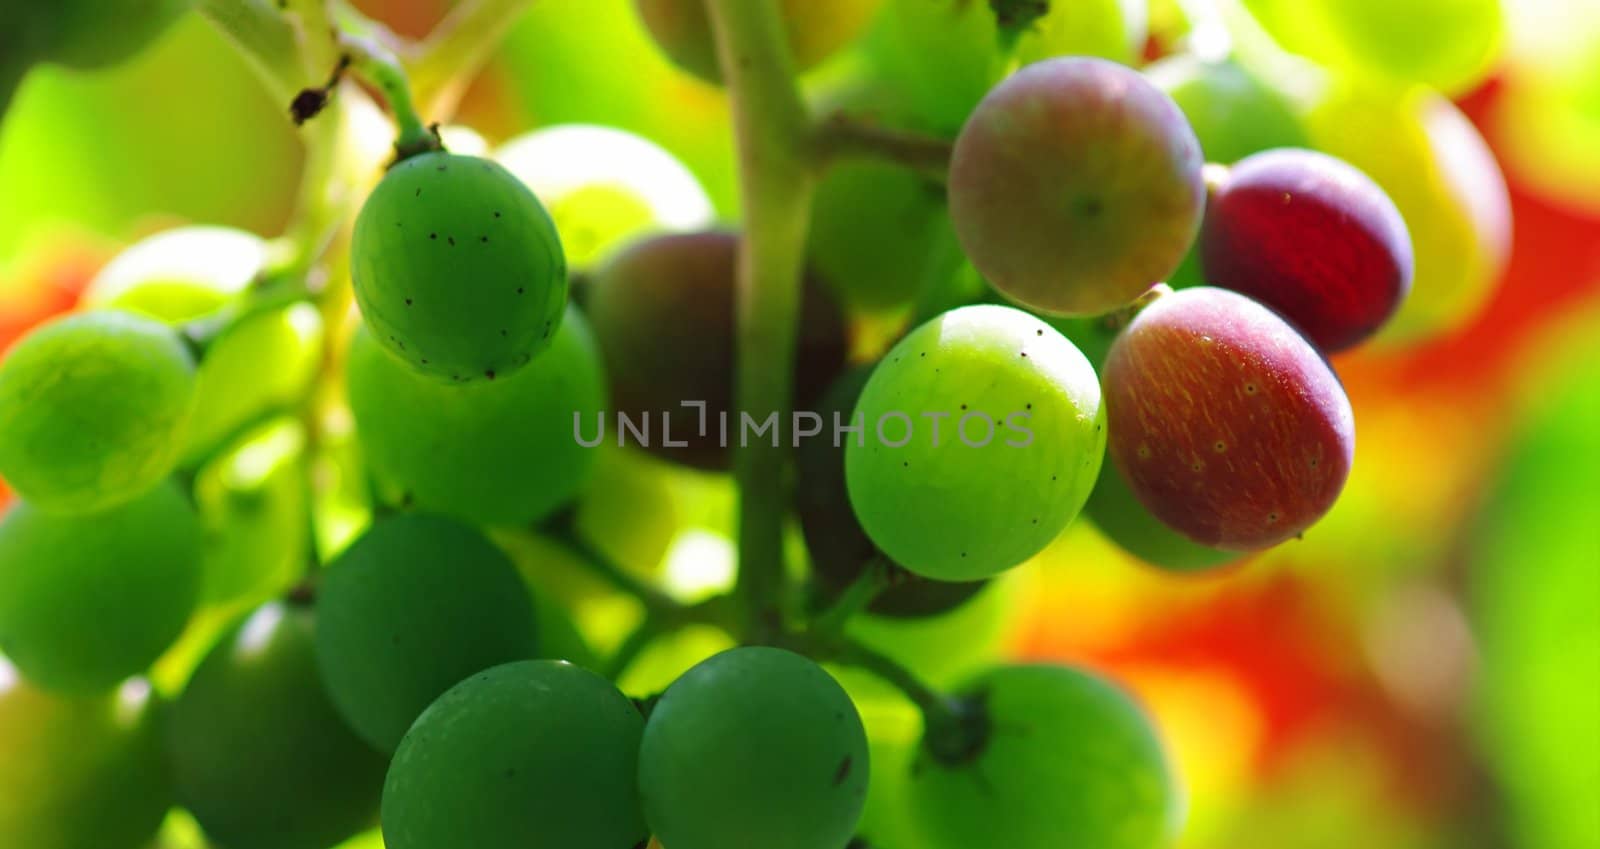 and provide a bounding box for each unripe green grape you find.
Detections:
[346,305,606,526]
[167,603,388,849]
[496,124,714,270]
[0,666,173,849]
[949,58,1205,316]
[37,0,190,70]
[638,647,869,849]
[316,513,540,753]
[383,660,648,849]
[906,665,1182,849]
[1242,0,1503,95]
[193,419,310,608]
[351,151,567,384]
[635,0,884,83]
[83,226,268,323]
[181,303,323,466]
[0,310,197,513]
[845,305,1105,581]
[1145,55,1308,166]
[0,482,201,693]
